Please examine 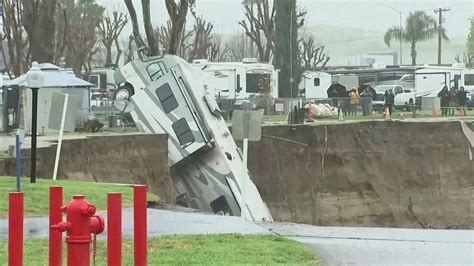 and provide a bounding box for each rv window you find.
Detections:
[236,74,241,92]
[147,63,164,81]
[314,78,320,86]
[465,74,474,86]
[172,118,195,147]
[155,83,178,113]
[246,73,270,93]
[394,86,403,94]
[89,75,99,87]
[100,74,107,89]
